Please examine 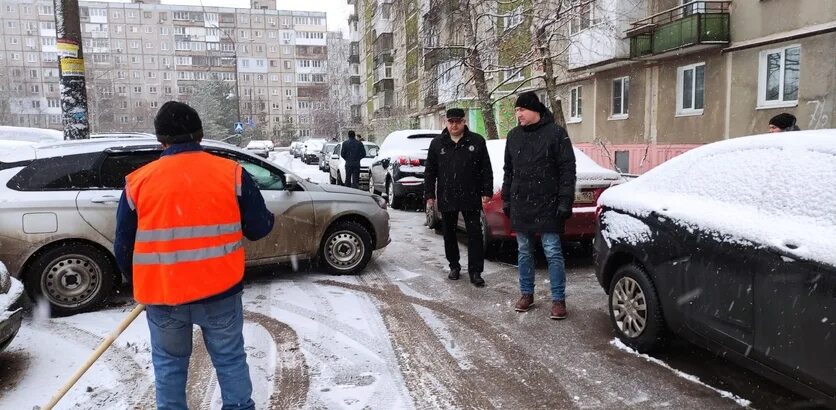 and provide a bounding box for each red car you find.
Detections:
[427,139,624,248]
